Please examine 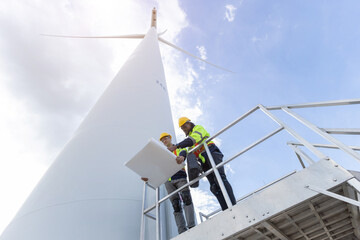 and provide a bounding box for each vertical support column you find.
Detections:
[287,143,314,166]
[140,182,147,240]
[155,187,160,240]
[204,143,233,209]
